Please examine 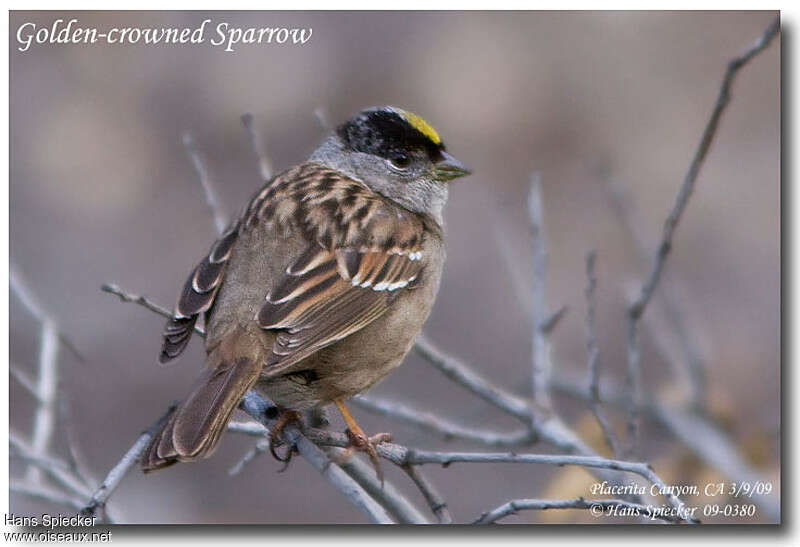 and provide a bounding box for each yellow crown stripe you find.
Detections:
[396,109,441,145]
